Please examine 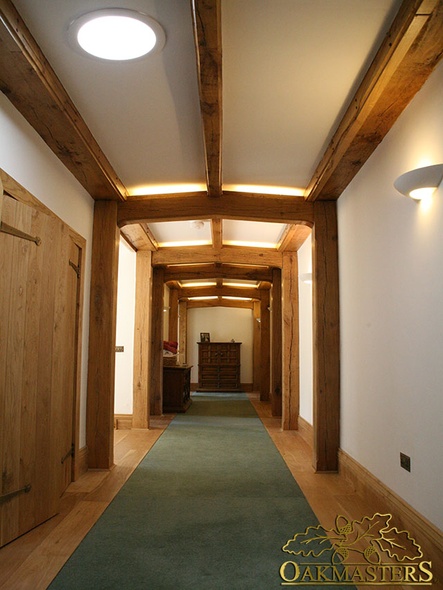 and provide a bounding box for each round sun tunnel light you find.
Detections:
[69,9,165,61]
